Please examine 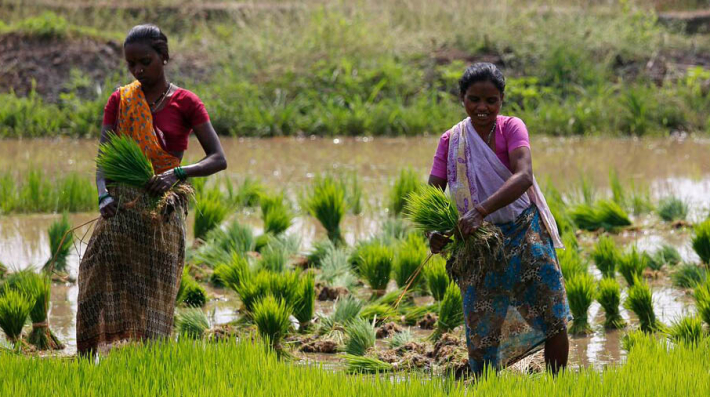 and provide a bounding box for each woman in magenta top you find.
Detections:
[427,63,570,376]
